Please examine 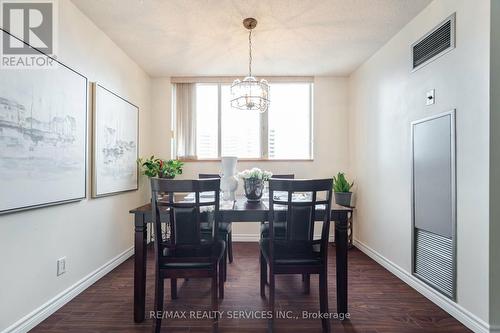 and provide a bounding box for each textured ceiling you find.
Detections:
[71,0,431,77]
